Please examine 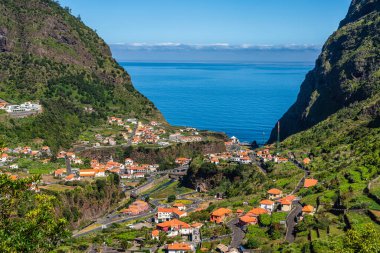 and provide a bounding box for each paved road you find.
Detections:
[8,110,41,118]
[73,210,156,238]
[227,218,245,248]
[74,186,201,238]
[285,203,302,242]
[285,158,310,242]
[249,154,267,175]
